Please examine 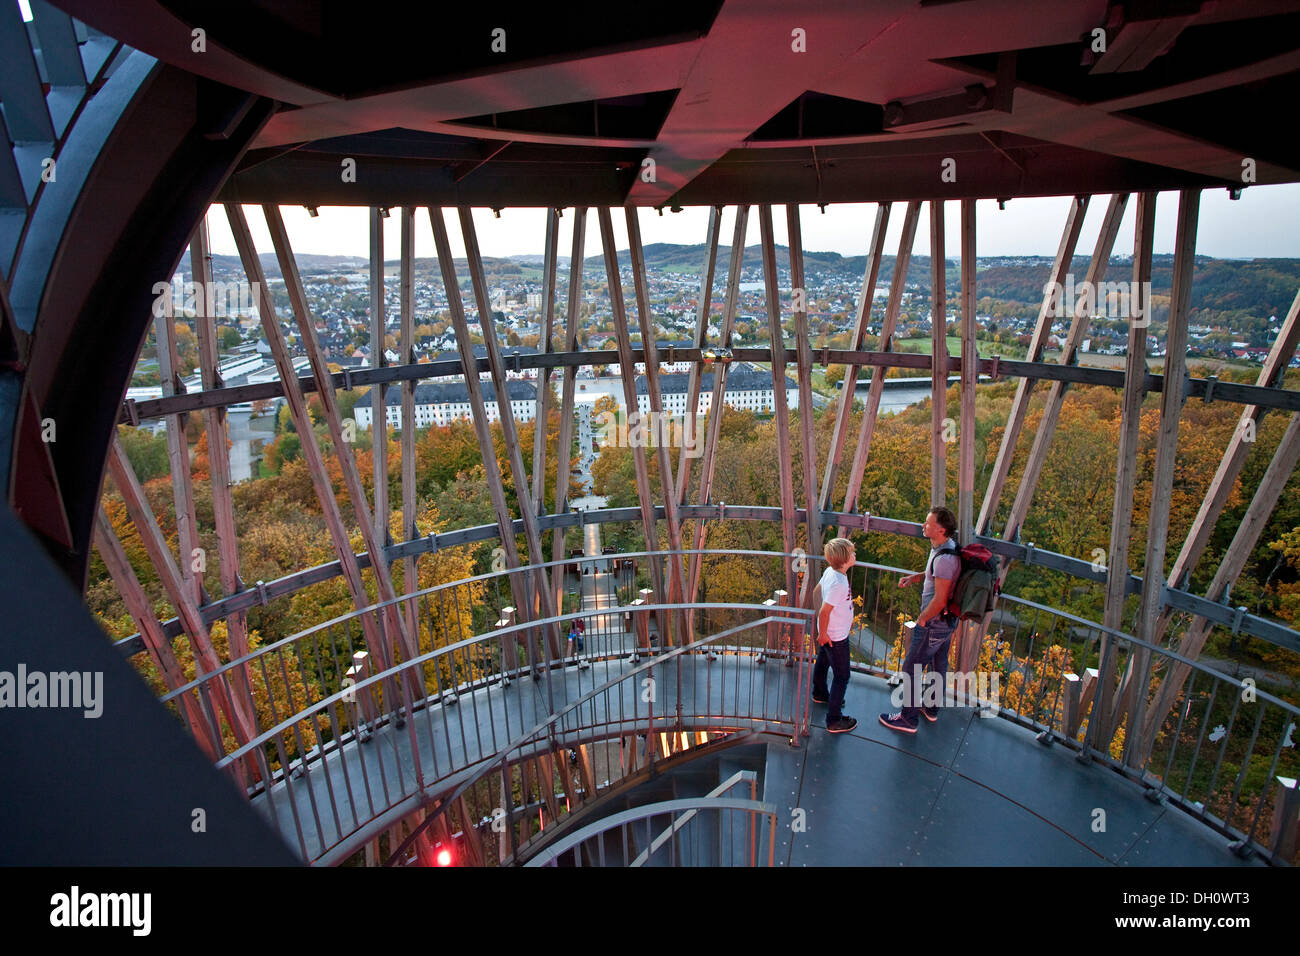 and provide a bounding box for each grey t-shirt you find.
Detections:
[922,538,961,613]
